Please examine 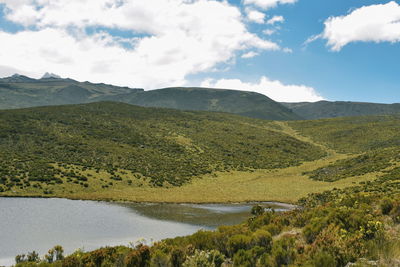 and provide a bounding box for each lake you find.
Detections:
[0,197,294,266]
